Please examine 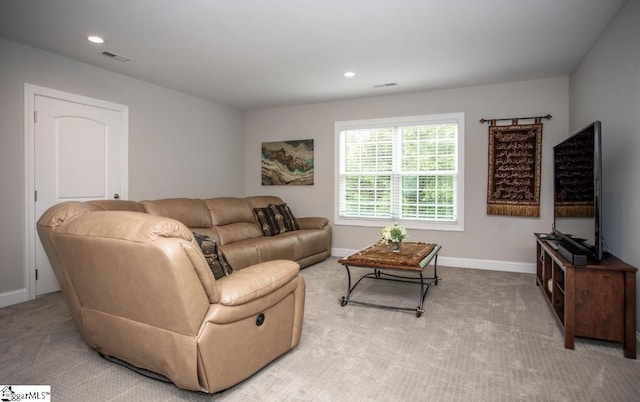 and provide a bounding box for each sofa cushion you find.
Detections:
[253,232,303,262]
[218,242,261,270]
[245,195,285,209]
[254,204,299,236]
[215,222,264,245]
[204,198,263,245]
[141,198,213,228]
[193,233,234,279]
[204,197,255,226]
[37,201,102,229]
[216,260,300,306]
[295,229,330,257]
[87,200,145,212]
